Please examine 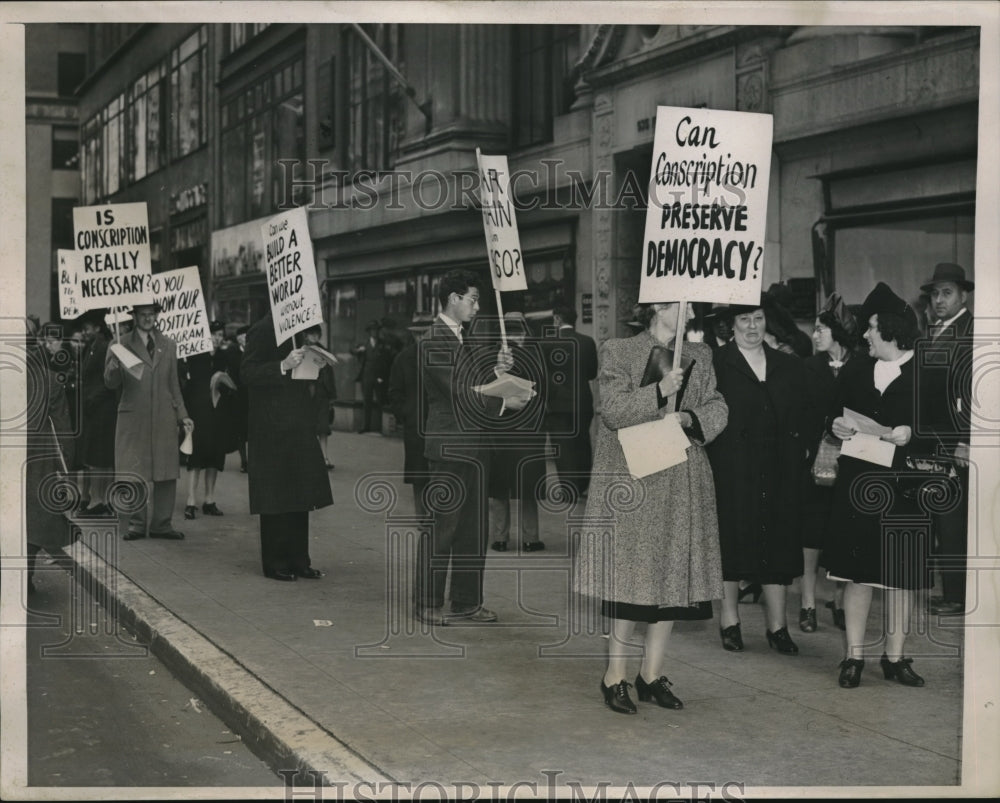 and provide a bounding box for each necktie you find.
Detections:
[145,334,155,357]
